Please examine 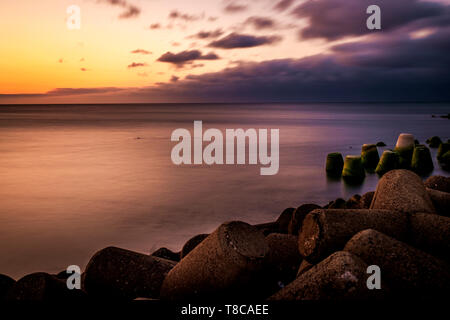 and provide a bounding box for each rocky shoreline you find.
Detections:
[0,170,449,301]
